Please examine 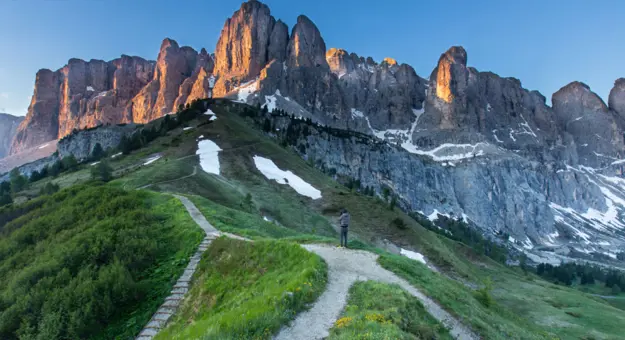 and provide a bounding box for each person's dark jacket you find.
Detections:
[339,212,350,227]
